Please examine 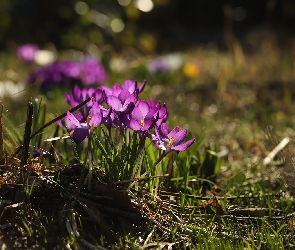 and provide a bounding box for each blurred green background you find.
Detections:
[1,0,295,53]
